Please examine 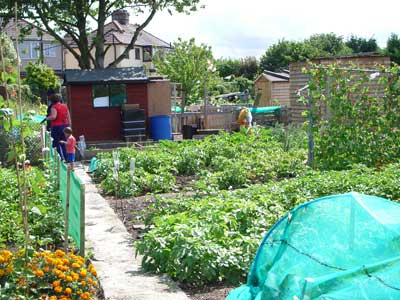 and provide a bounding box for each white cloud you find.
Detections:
[138,0,400,58]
